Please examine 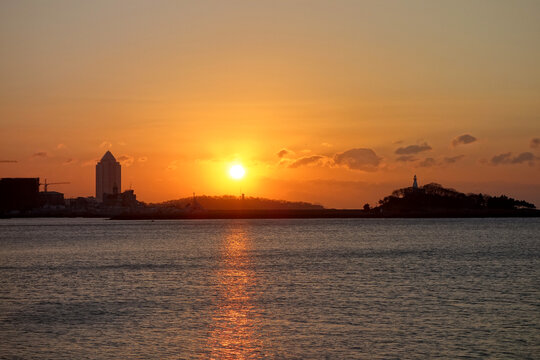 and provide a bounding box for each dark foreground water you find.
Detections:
[0,218,539,359]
